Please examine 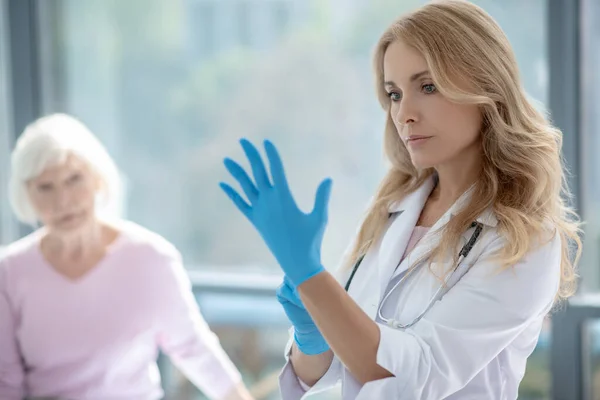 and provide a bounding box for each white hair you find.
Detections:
[8,113,123,226]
